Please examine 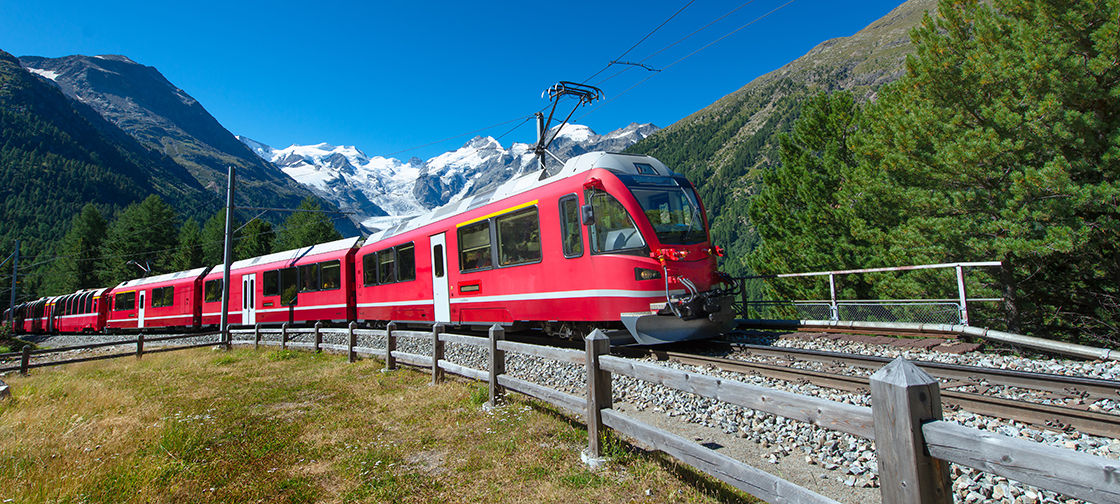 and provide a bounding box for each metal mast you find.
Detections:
[219,166,235,349]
